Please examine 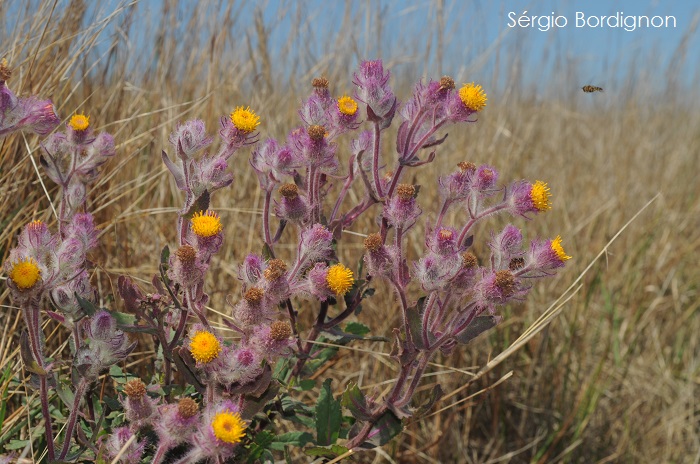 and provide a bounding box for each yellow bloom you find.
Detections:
[230,106,260,133]
[69,113,90,131]
[8,258,41,290]
[326,263,354,296]
[550,236,572,262]
[530,180,552,212]
[191,210,222,238]
[189,330,221,363]
[211,411,246,444]
[458,83,487,112]
[337,95,358,116]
